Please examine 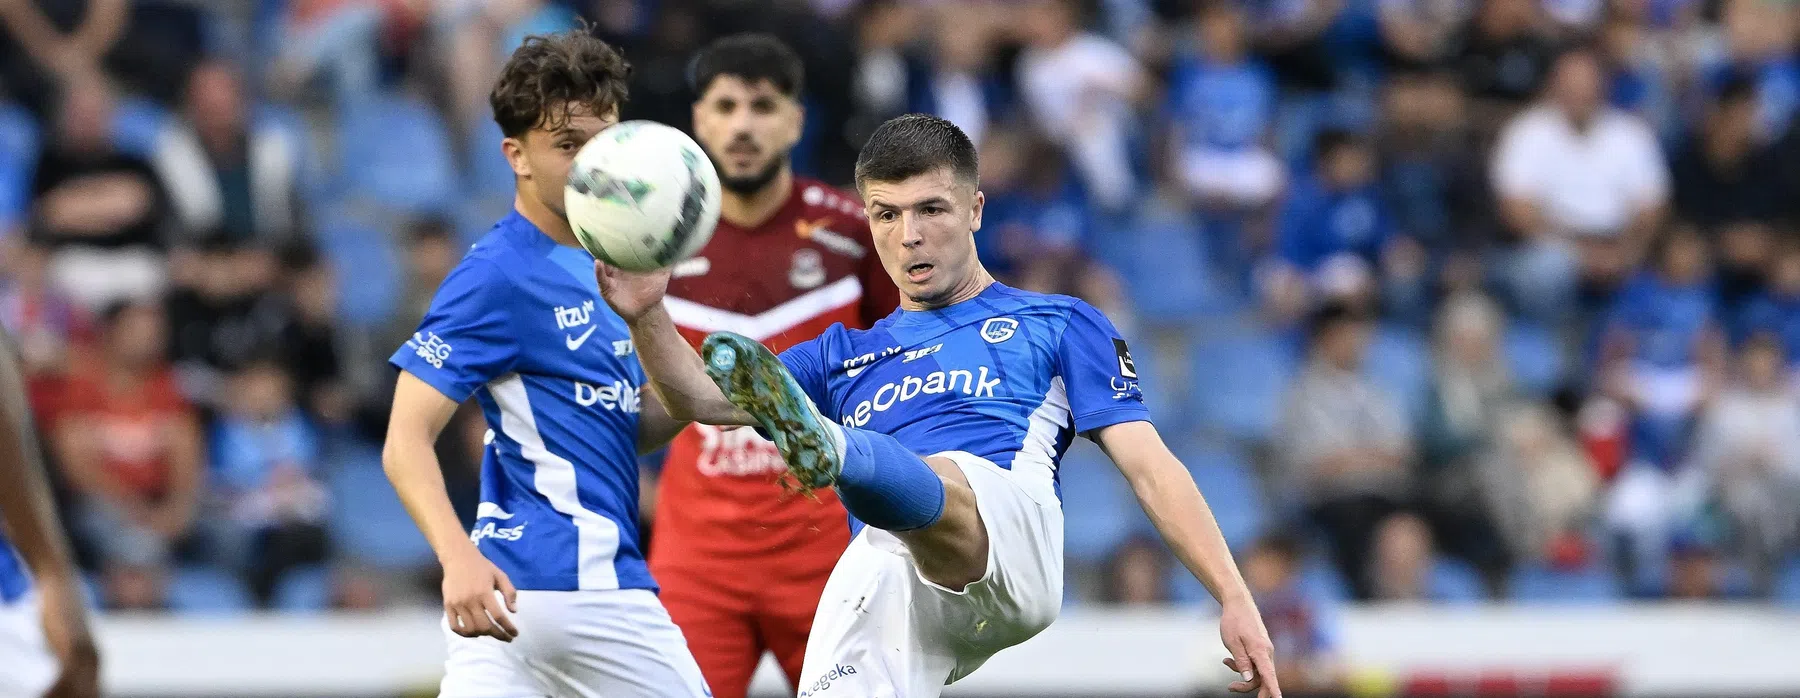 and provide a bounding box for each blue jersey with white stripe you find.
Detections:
[780,283,1149,504]
[390,212,654,592]
[0,532,28,603]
